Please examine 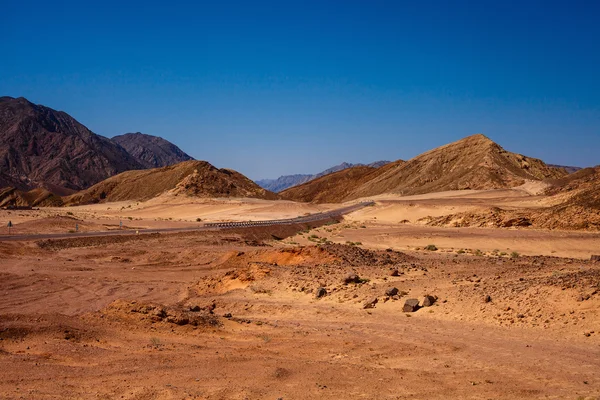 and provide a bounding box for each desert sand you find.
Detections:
[1,190,599,399]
